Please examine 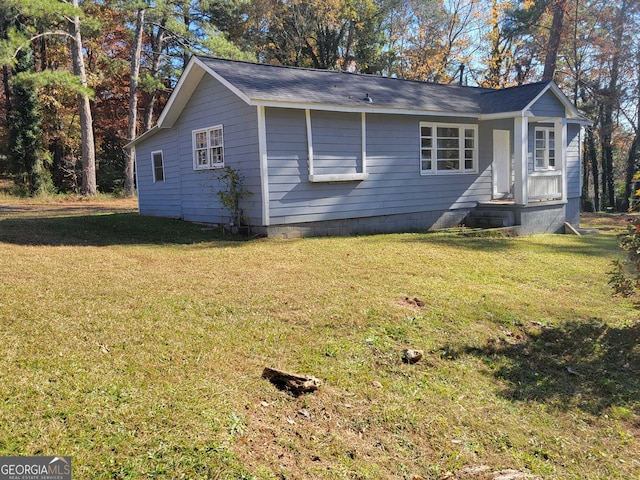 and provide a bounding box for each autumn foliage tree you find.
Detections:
[0,0,639,206]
